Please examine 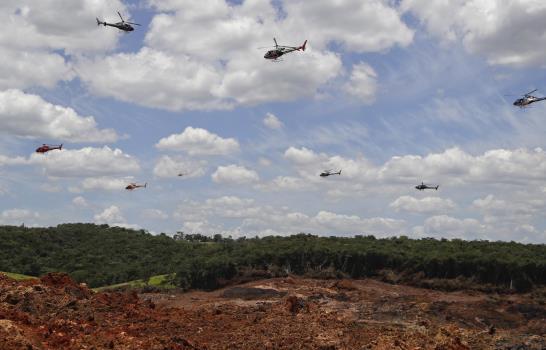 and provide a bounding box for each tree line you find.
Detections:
[1,224,545,292]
